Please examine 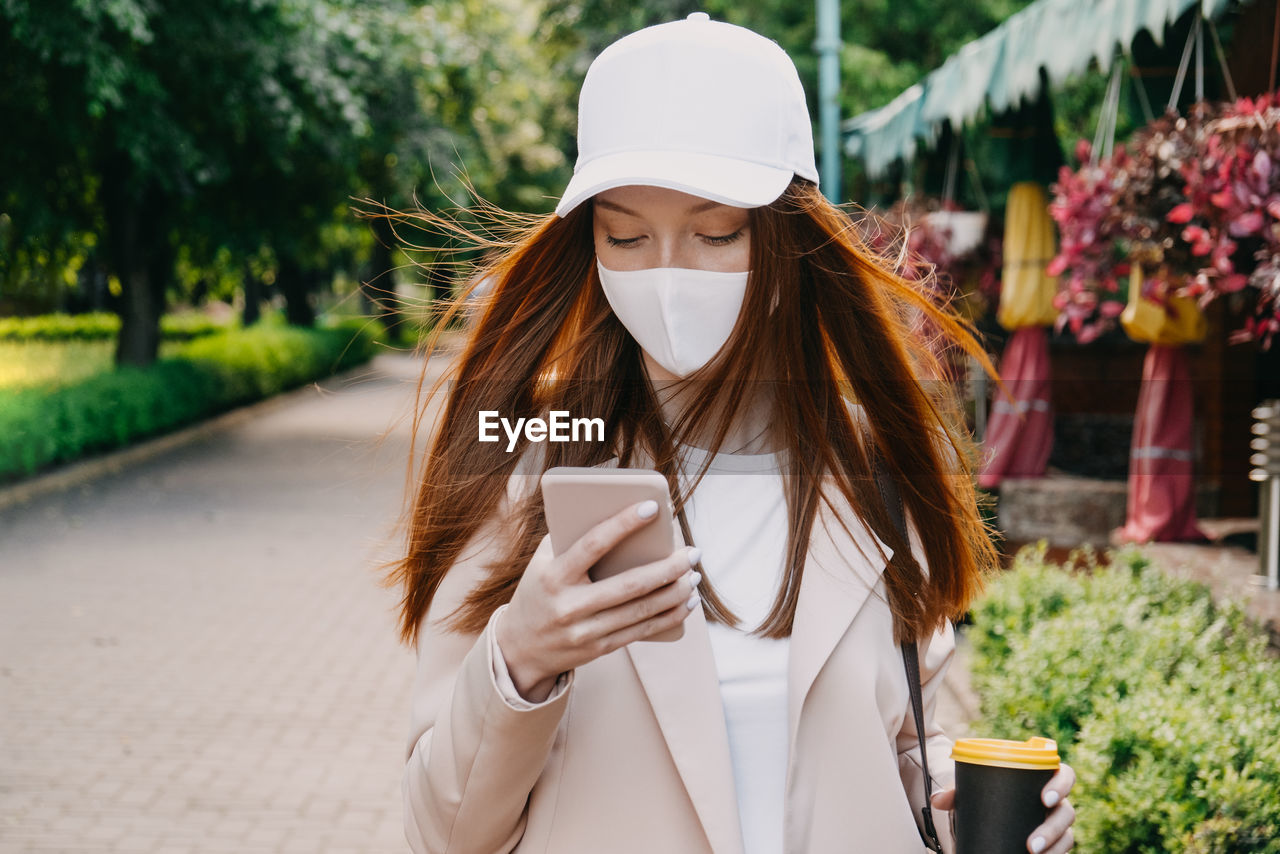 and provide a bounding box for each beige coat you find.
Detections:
[403,468,958,853]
